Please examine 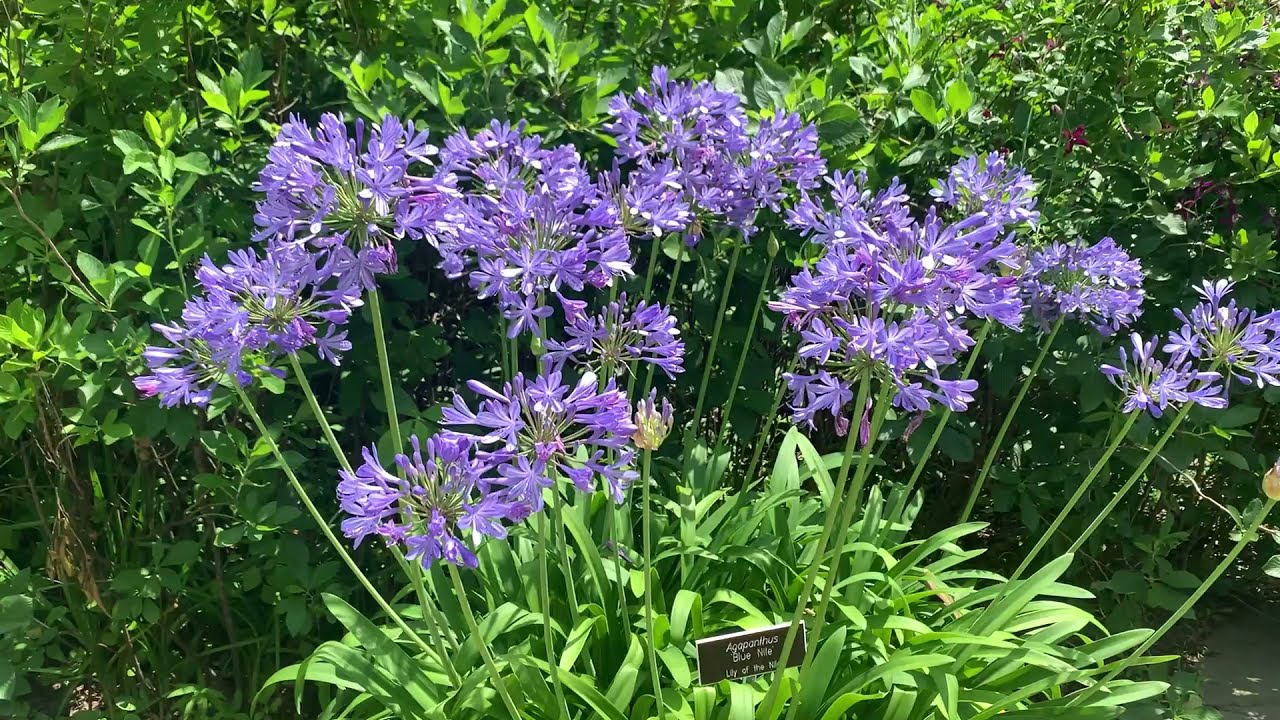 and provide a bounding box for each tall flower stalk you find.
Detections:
[287,354,461,685]
[711,247,777,461]
[232,388,436,659]
[960,236,1146,522]
[784,383,894,720]
[635,390,674,720]
[1070,498,1275,708]
[903,320,991,496]
[685,239,741,456]
[959,315,1061,522]
[758,374,872,720]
